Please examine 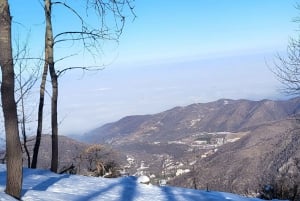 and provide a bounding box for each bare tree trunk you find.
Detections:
[0,0,23,199]
[49,62,58,173]
[31,49,48,169]
[20,95,30,168]
[44,0,58,173]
